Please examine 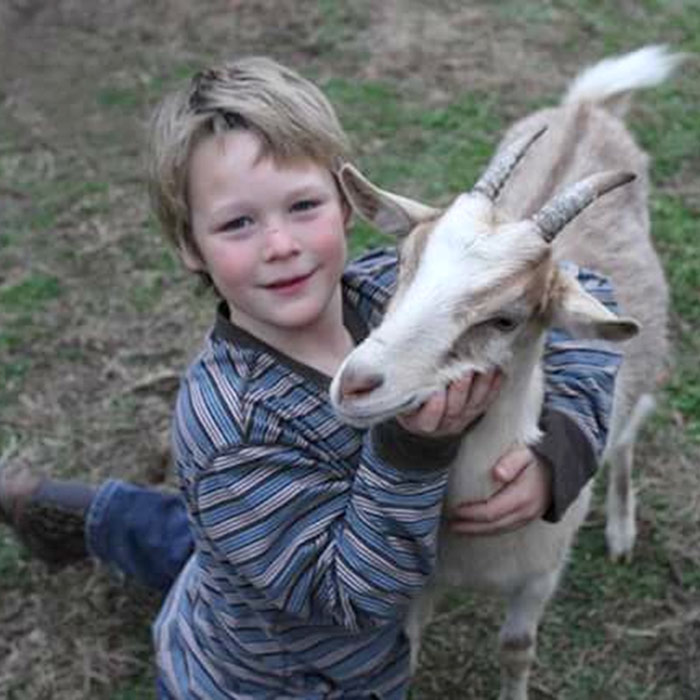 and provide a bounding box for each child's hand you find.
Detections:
[396,369,502,437]
[447,447,552,535]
